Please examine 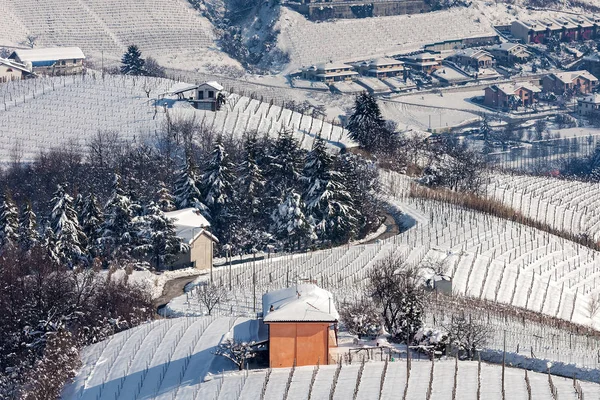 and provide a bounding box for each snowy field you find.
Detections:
[277,7,495,72]
[486,173,600,241]
[0,75,352,162]
[0,0,238,71]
